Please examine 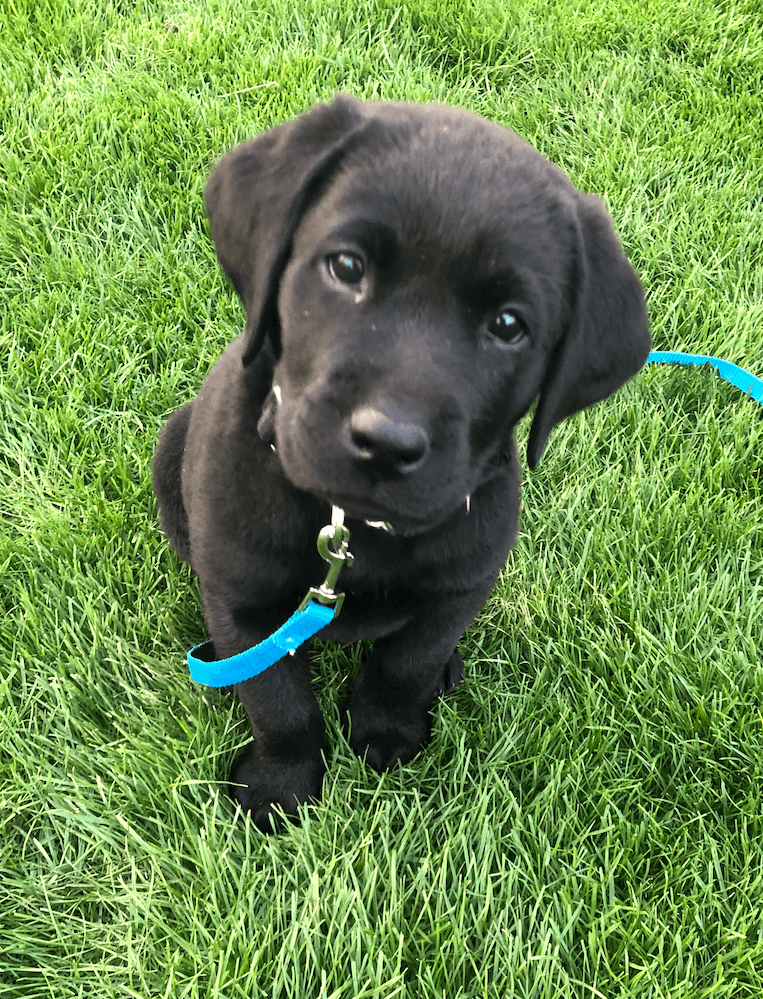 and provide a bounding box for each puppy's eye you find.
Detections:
[327,251,365,284]
[487,308,528,346]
